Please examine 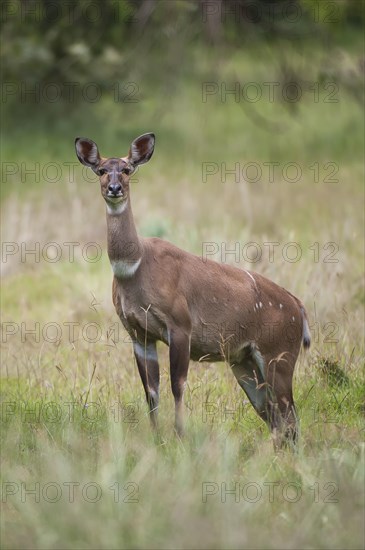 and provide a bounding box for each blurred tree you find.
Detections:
[0,0,363,104]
